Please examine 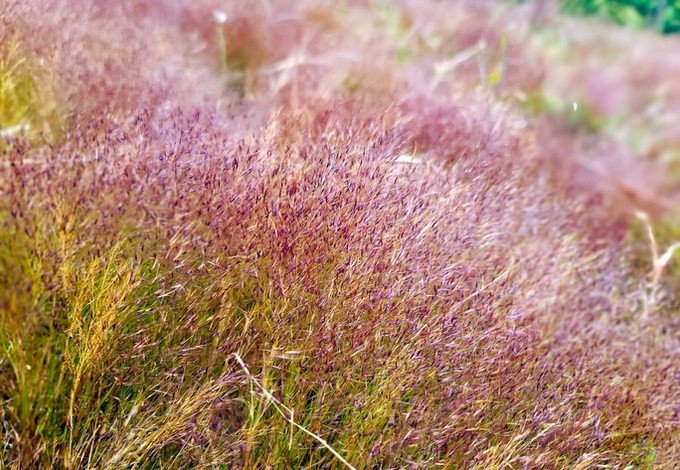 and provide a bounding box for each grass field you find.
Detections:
[1,0,679,468]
